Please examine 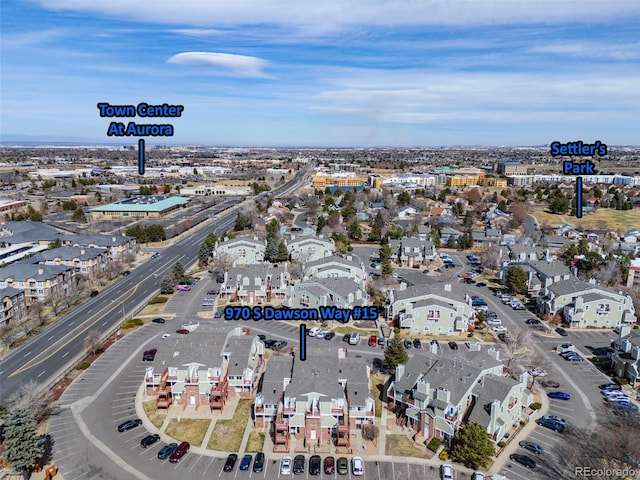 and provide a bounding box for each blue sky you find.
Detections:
[1,1,639,147]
